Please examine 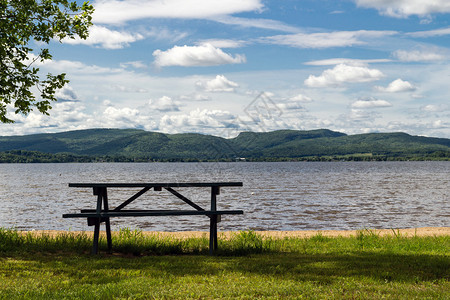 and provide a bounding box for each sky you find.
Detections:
[2,0,450,138]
